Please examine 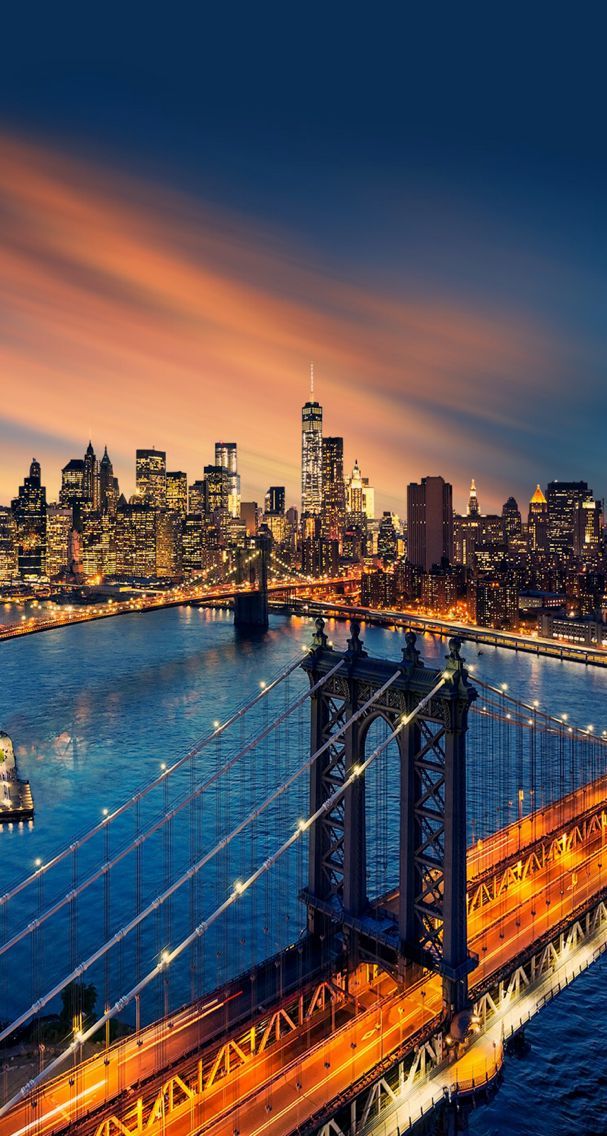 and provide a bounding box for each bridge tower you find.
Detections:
[233,536,269,632]
[301,619,477,1015]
